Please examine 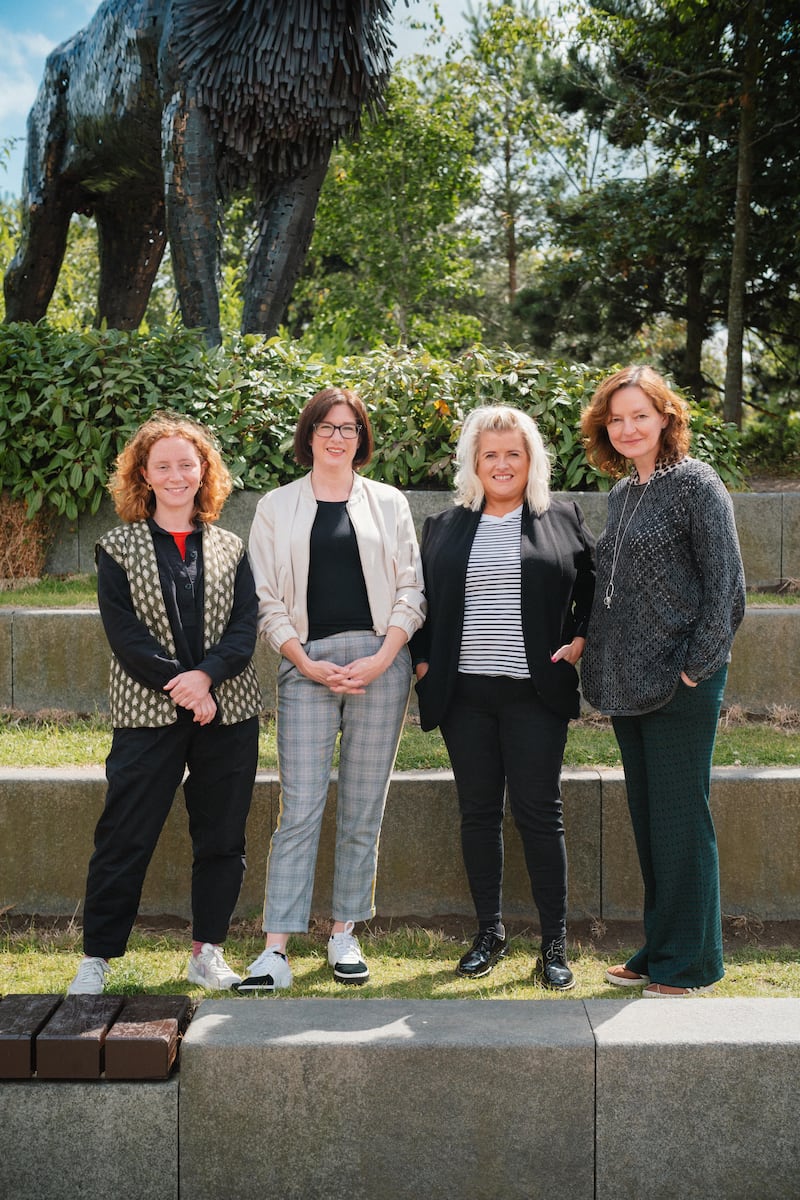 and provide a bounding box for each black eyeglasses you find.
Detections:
[313,422,362,440]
